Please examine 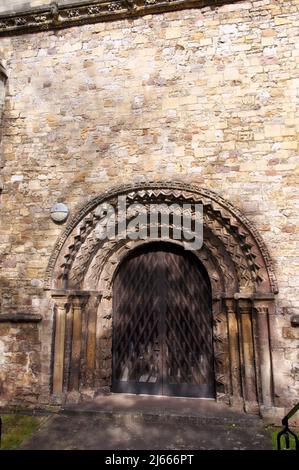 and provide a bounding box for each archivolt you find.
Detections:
[45,181,278,296]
